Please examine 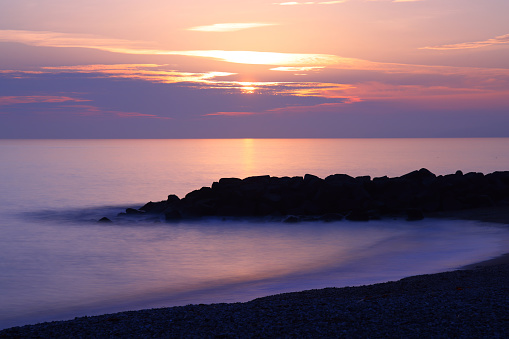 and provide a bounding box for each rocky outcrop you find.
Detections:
[115,169,509,222]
